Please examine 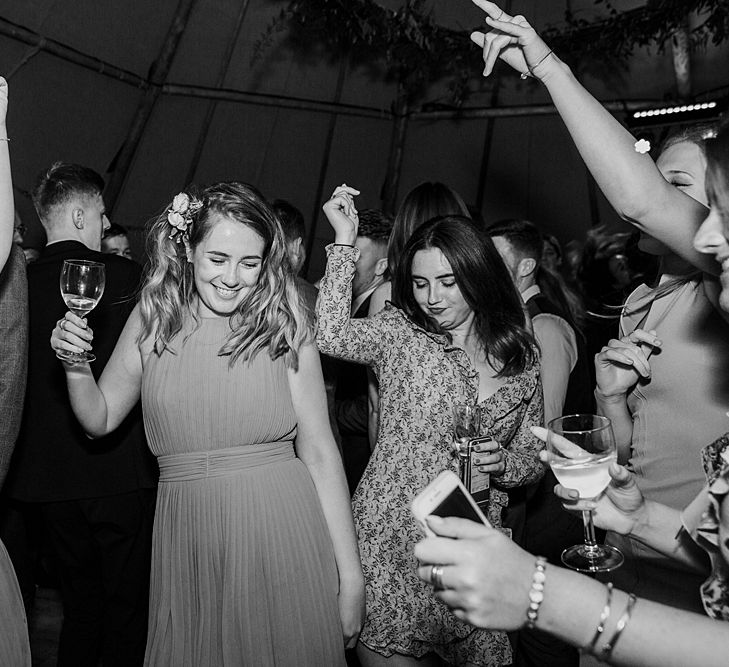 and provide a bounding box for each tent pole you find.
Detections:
[381,87,409,216]
[184,1,252,186]
[105,0,199,212]
[303,55,349,278]
[0,16,145,86]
